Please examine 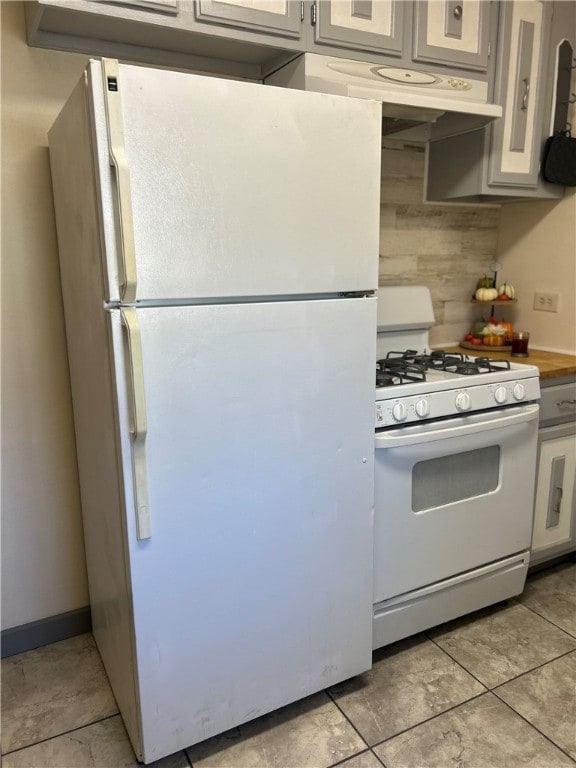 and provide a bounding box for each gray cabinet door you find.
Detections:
[413,0,492,71]
[532,424,576,563]
[195,0,303,38]
[488,0,552,188]
[313,0,405,56]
